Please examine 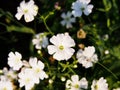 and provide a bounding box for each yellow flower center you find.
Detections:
[24,9,28,13]
[35,68,41,73]
[25,78,30,84]
[74,84,79,88]
[94,84,98,90]
[59,45,64,50]
[3,87,7,90]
